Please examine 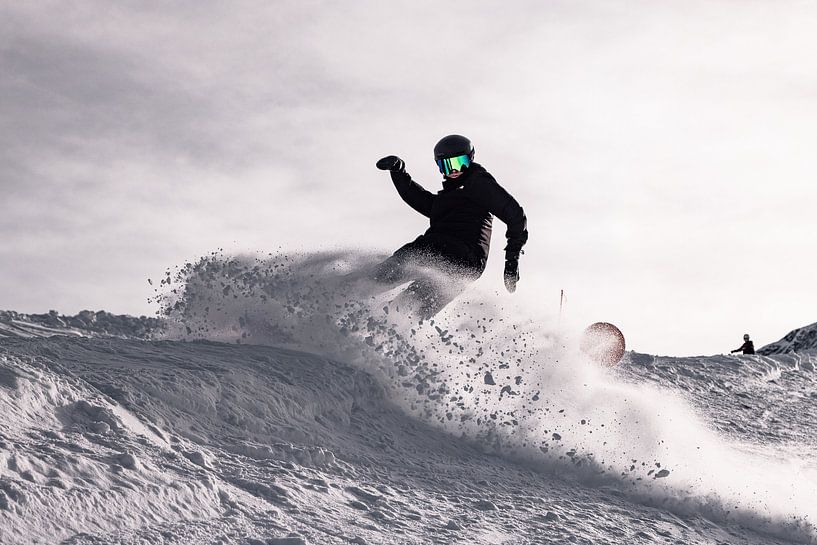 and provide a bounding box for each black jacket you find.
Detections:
[731,341,755,355]
[390,163,528,265]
